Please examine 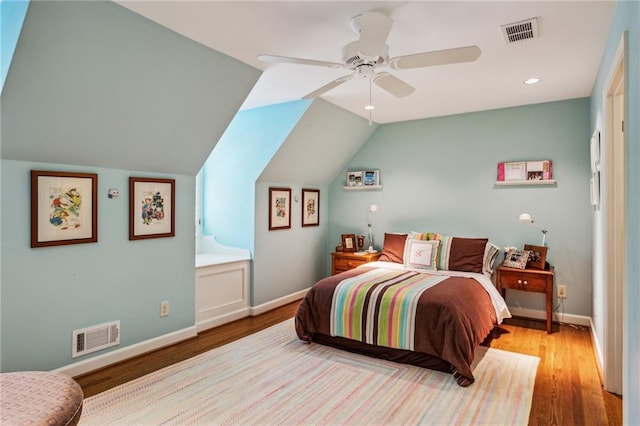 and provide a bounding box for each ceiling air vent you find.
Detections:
[501,18,539,44]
